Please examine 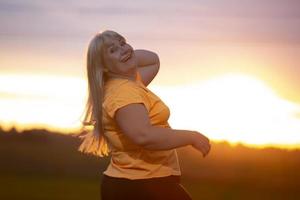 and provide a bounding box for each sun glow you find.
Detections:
[1,72,300,149]
[151,73,300,149]
[0,73,87,133]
